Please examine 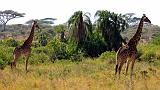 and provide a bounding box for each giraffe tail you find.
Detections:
[115,64,118,75]
[115,47,122,75]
